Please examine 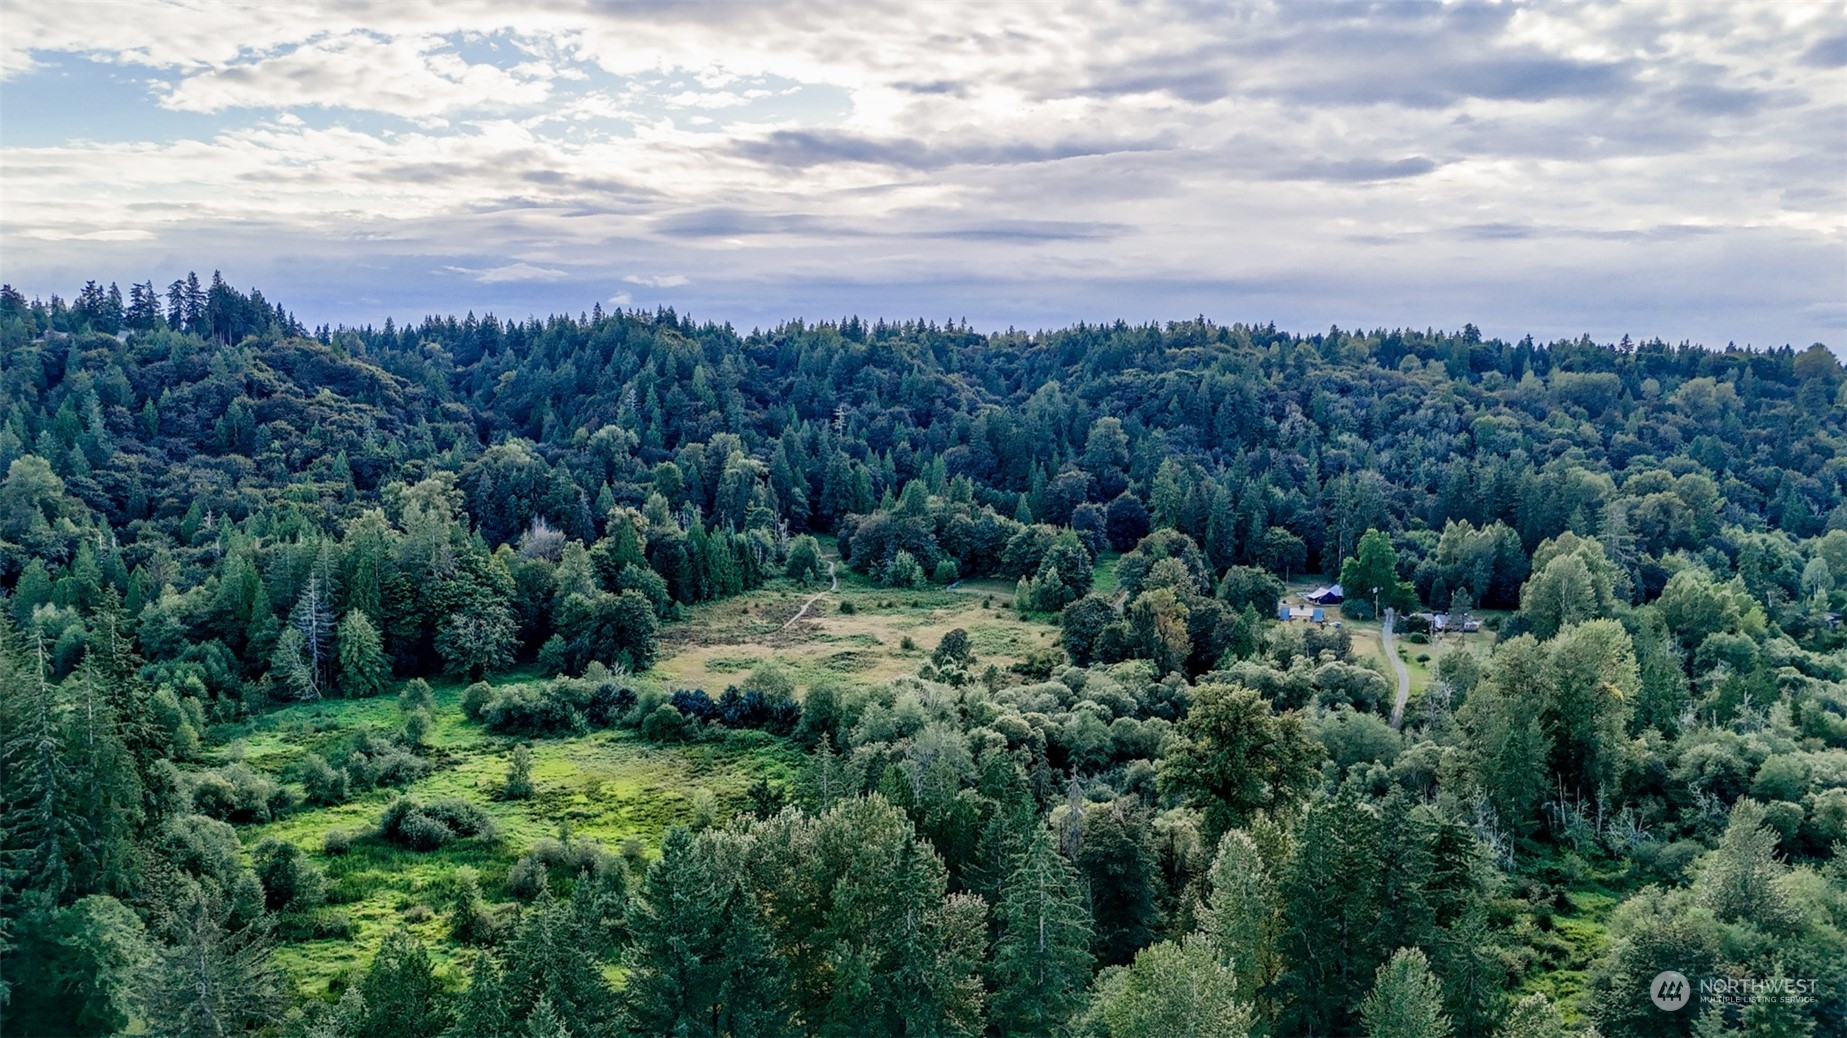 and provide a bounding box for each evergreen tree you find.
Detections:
[450,953,512,1038]
[357,928,451,1038]
[991,824,1094,1034]
[1202,829,1281,1003]
[504,885,616,1033]
[1,633,76,901]
[336,610,388,698]
[139,889,283,1038]
[1278,787,1385,1035]
[1360,947,1453,1038]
